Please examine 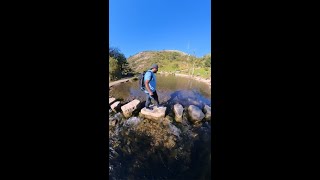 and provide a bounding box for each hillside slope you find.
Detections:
[127,50,211,78]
